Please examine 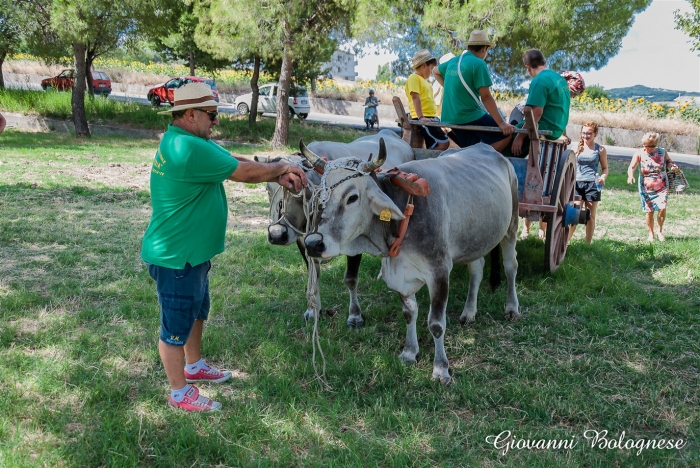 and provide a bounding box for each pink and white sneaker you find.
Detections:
[168,385,221,412]
[184,361,232,384]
